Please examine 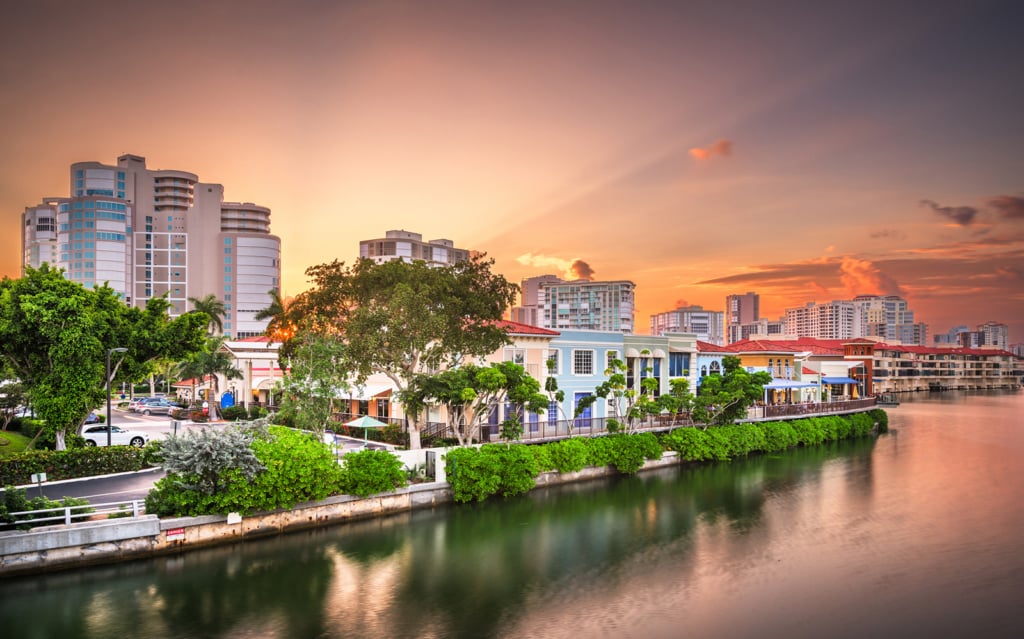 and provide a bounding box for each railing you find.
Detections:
[0,499,146,530]
[758,397,877,420]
